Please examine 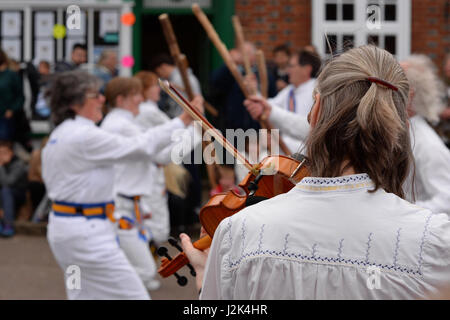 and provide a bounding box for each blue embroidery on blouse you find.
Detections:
[226,210,435,277]
[225,219,233,269]
[365,233,373,263]
[300,174,371,186]
[311,243,318,258]
[257,224,265,253]
[393,228,402,267]
[417,213,433,274]
[241,218,247,256]
[283,233,290,255]
[337,239,344,260]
